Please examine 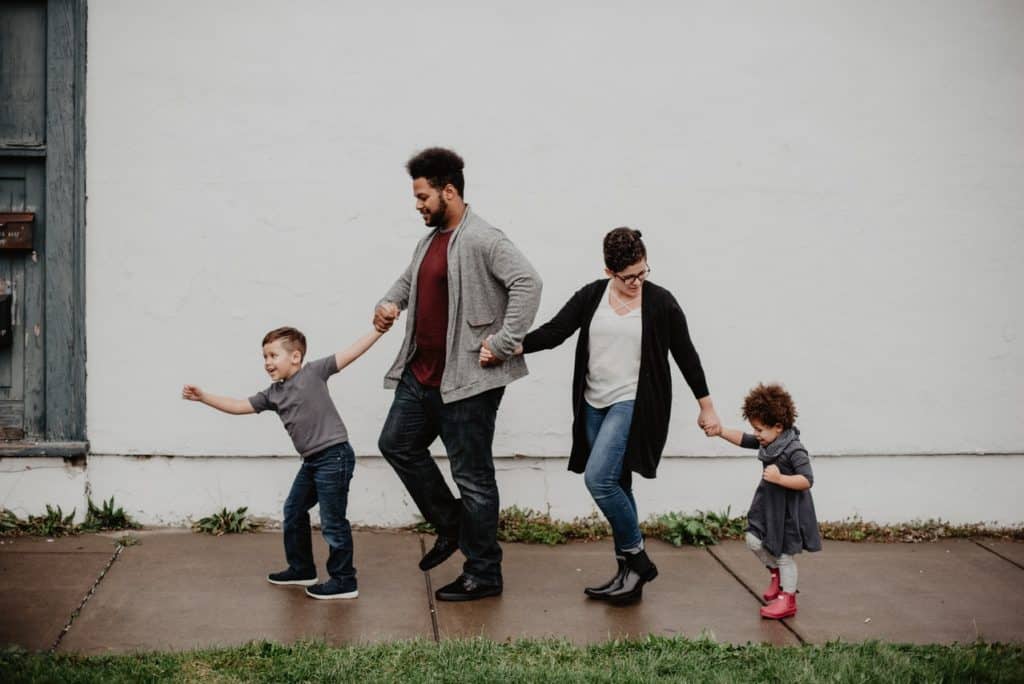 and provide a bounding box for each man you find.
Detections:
[375,147,541,601]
